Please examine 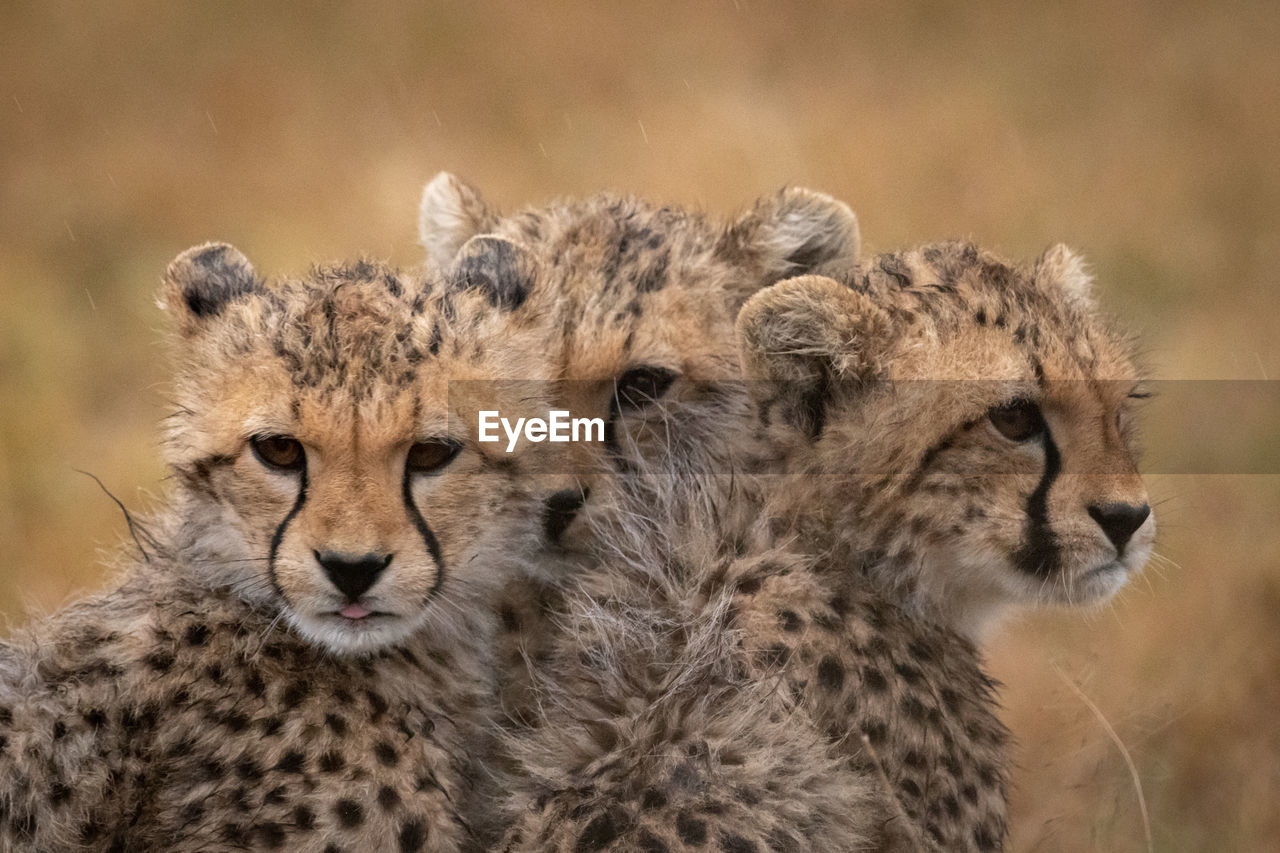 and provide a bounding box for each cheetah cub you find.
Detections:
[720,242,1154,849]
[739,243,1154,641]
[0,241,582,851]
[416,173,861,725]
